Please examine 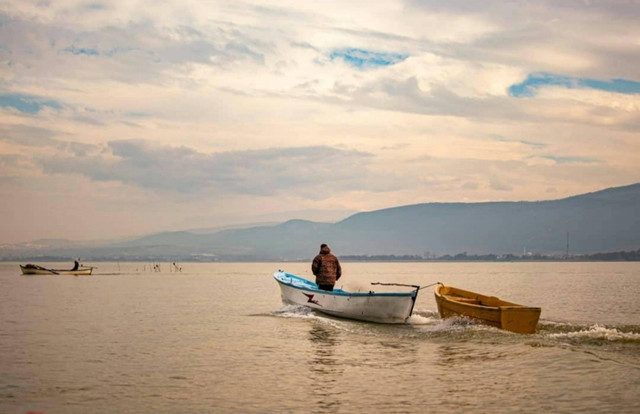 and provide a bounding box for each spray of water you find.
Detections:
[549,324,640,342]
